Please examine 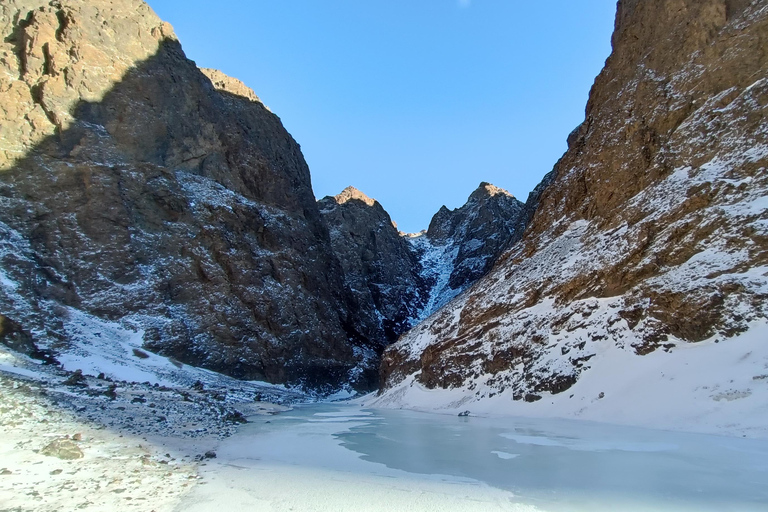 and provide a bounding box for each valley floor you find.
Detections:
[2,321,768,511]
[0,347,291,512]
[174,403,768,512]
